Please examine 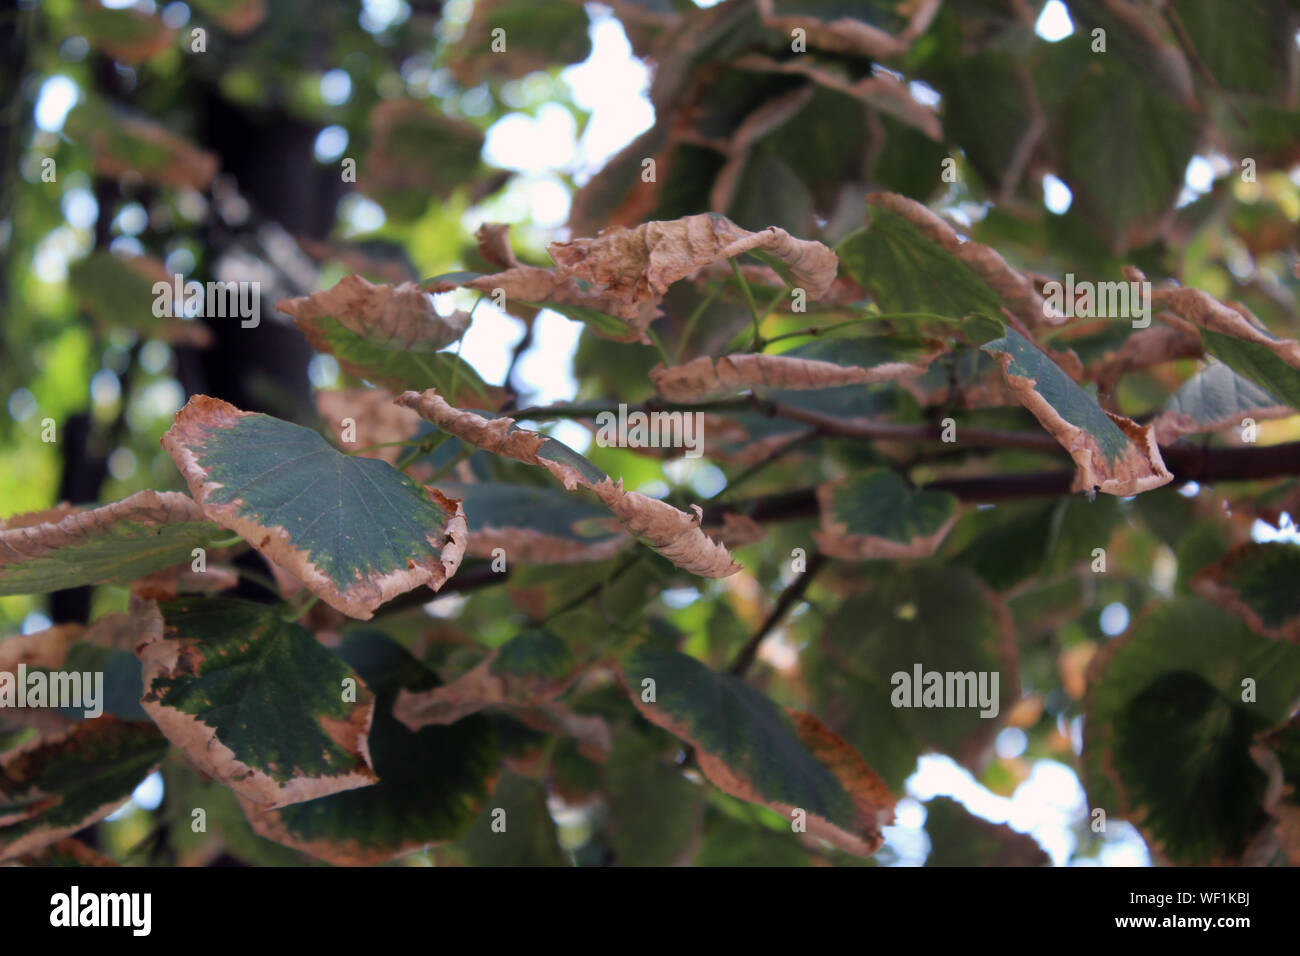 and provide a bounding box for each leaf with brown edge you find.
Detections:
[397,389,741,578]
[439,481,628,565]
[650,335,943,401]
[0,718,168,862]
[361,99,483,220]
[1151,360,1291,444]
[393,627,576,730]
[814,470,960,560]
[754,0,940,60]
[277,274,499,407]
[1133,267,1300,410]
[619,645,894,857]
[858,192,1050,329]
[982,326,1172,496]
[162,395,468,619]
[0,490,221,596]
[65,104,219,191]
[1192,542,1300,643]
[138,597,378,808]
[548,212,839,303]
[427,262,662,344]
